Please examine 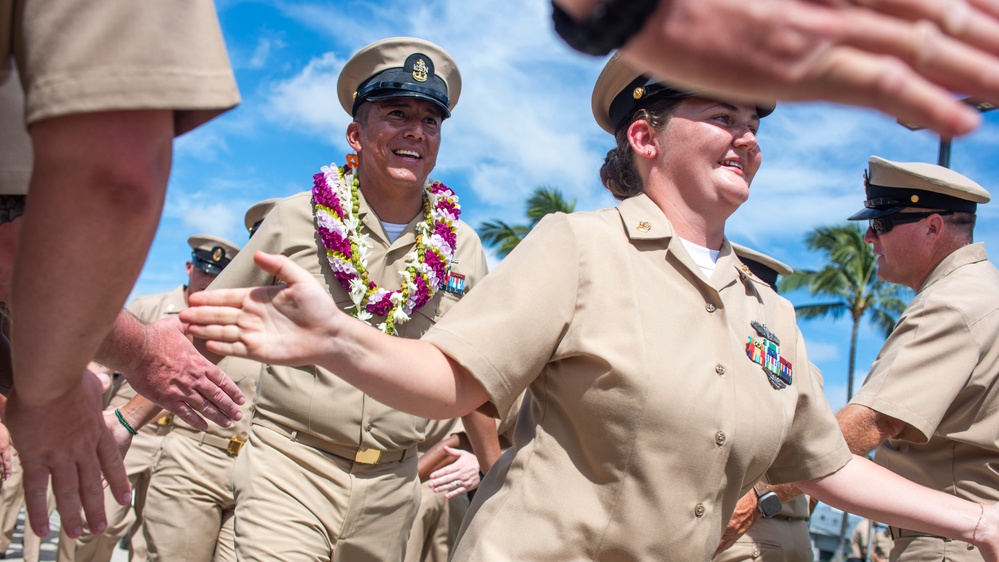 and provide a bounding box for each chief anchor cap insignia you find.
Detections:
[412,58,429,82]
[212,247,225,262]
[632,86,644,100]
